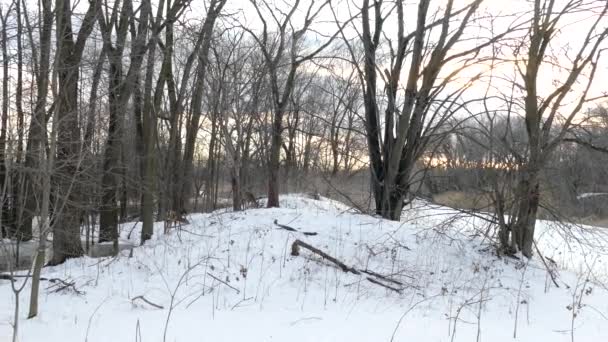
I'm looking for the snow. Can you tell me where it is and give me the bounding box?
[1,194,608,341]
[577,193,608,199]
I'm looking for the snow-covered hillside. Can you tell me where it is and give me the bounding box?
[1,195,607,341]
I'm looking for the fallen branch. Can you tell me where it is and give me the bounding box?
[361,269,404,286]
[207,272,240,294]
[290,240,414,294]
[274,220,318,236]
[533,240,560,288]
[127,222,140,240]
[291,239,359,275]
[132,295,164,309]
[46,278,84,295]
[0,274,74,284]
[366,277,403,294]
[274,220,297,232]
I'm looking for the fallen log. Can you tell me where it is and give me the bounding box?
[290,240,413,294]
[291,239,359,275]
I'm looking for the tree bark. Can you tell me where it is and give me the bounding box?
[28,69,56,318]
[180,0,226,214]
[19,0,53,244]
[15,0,23,163]
[140,0,166,243]
[97,0,151,250]
[98,53,123,245]
[0,9,11,240]
[511,167,540,257]
[50,0,98,265]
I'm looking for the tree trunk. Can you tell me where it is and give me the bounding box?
[28,78,56,319]
[97,0,151,248]
[120,155,128,222]
[11,0,26,240]
[231,167,242,211]
[139,2,163,243]
[141,3,168,222]
[266,108,283,208]
[140,96,156,243]
[98,55,122,247]
[15,0,23,163]
[510,166,540,258]
[0,11,10,239]
[180,0,225,214]
[19,0,53,244]
[331,139,339,175]
[50,0,98,265]
[205,117,217,211]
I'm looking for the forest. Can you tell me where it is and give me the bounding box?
[1,0,608,341]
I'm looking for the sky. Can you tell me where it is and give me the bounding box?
[6,0,608,123]
[214,0,608,116]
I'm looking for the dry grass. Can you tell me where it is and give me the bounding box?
[578,216,608,228]
[432,191,494,211]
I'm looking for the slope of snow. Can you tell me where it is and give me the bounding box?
[401,200,608,284]
[1,194,607,341]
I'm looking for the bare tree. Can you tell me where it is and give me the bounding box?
[179,0,227,214]
[50,0,99,265]
[504,0,608,257]
[17,0,53,247]
[209,31,268,211]
[96,0,152,249]
[333,0,515,219]
[244,0,339,207]
[0,4,11,240]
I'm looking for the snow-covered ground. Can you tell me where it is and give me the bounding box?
[1,195,607,341]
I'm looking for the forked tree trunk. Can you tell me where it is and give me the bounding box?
[51,0,98,265]
[354,0,485,221]
[97,0,151,250]
[181,0,226,214]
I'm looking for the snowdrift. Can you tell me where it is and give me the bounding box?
[1,194,607,341]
